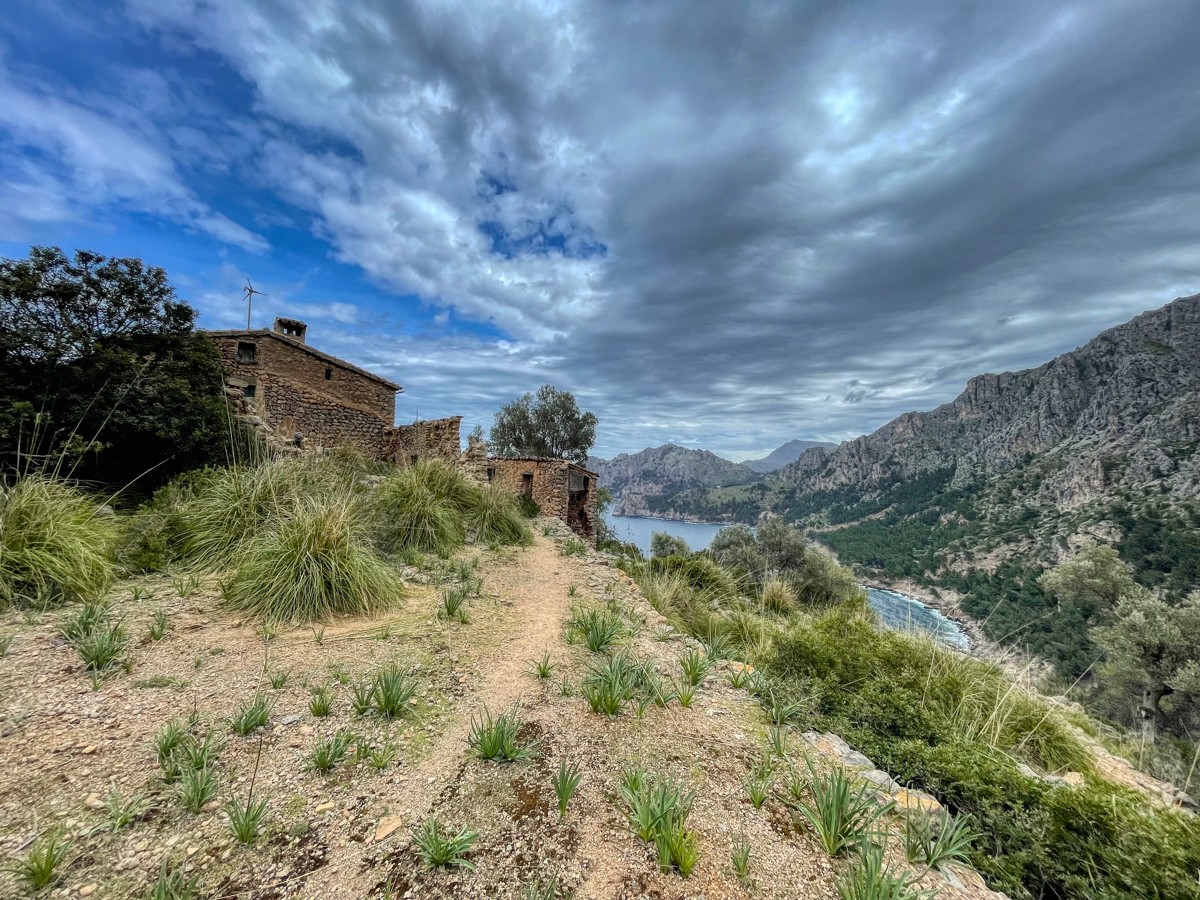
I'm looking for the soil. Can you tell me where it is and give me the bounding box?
[1,519,1006,899]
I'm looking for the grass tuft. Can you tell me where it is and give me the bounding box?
[15,831,69,892]
[229,695,271,735]
[790,759,893,857]
[225,795,270,845]
[552,759,583,818]
[467,706,536,762]
[413,818,478,869]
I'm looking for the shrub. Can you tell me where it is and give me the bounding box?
[372,467,465,558]
[463,484,531,546]
[0,476,116,607]
[222,494,402,623]
[762,577,797,613]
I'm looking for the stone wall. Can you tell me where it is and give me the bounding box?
[386,417,462,466]
[211,332,397,456]
[485,457,598,542]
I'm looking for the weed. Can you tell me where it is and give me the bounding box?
[568,607,622,653]
[567,582,579,597]
[762,686,807,726]
[226,795,270,845]
[746,757,773,810]
[731,834,751,879]
[74,620,128,671]
[350,676,375,716]
[149,862,198,900]
[130,586,150,602]
[556,677,573,697]
[725,667,750,689]
[0,632,12,657]
[837,844,937,900]
[367,741,400,771]
[561,538,587,557]
[147,608,170,641]
[328,662,350,685]
[230,695,272,736]
[181,730,224,771]
[468,706,535,763]
[529,652,556,680]
[413,818,479,869]
[177,765,218,813]
[313,625,326,645]
[170,574,201,599]
[155,719,188,776]
[372,665,418,719]
[581,654,637,715]
[523,874,567,900]
[104,789,153,830]
[15,830,69,892]
[679,648,711,686]
[701,631,733,660]
[309,685,334,718]
[542,524,555,536]
[790,761,894,857]
[673,677,696,708]
[440,585,471,623]
[783,766,809,802]
[619,769,698,877]
[308,730,356,774]
[269,670,289,690]
[903,809,978,872]
[552,759,583,818]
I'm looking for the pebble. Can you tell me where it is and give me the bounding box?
[315,801,335,814]
[80,884,97,896]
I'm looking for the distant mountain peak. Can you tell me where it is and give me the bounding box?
[744,439,837,473]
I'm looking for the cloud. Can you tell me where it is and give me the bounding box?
[10,1,1200,457]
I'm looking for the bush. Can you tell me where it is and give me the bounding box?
[651,532,690,558]
[222,494,402,623]
[517,493,540,519]
[462,485,531,546]
[0,476,116,607]
[761,577,797,613]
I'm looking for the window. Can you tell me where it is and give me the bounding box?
[410,454,419,465]
[236,341,257,364]
[324,367,332,380]
[243,384,256,399]
[521,473,534,497]
[486,467,496,482]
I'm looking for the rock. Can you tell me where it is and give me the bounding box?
[84,792,104,810]
[315,801,335,814]
[893,787,944,818]
[280,714,302,726]
[726,661,755,675]
[80,884,98,896]
[858,769,900,794]
[298,725,314,736]
[374,815,404,842]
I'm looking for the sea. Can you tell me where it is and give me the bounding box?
[603,512,969,649]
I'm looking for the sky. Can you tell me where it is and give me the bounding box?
[2,1,1199,461]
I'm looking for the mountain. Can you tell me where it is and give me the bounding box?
[587,444,758,519]
[743,439,837,473]
[778,293,1200,507]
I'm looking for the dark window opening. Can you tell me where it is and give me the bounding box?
[521,473,534,497]
[486,467,496,482]
[410,454,419,465]
[243,384,257,399]
[324,367,332,380]
[236,341,257,364]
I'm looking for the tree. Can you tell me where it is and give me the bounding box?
[1039,541,1135,624]
[488,385,597,464]
[0,246,230,493]
[650,531,690,558]
[1096,590,1200,743]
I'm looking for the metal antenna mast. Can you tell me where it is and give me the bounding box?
[243,279,266,329]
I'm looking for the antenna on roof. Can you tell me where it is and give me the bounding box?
[243,279,266,329]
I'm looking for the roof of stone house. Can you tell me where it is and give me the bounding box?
[206,329,403,392]
[487,456,598,477]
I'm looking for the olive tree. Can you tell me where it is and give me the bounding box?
[488,385,597,464]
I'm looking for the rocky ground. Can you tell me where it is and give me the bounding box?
[1,519,1009,899]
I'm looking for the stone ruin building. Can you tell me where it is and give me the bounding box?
[208,317,597,542]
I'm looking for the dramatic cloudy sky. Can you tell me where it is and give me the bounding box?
[3,1,1199,459]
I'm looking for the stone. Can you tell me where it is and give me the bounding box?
[893,787,944,818]
[80,884,98,896]
[280,714,302,726]
[374,815,404,842]
[315,801,335,814]
[857,769,900,794]
[84,792,104,810]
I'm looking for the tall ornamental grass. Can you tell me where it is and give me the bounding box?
[0,476,116,607]
[222,494,402,623]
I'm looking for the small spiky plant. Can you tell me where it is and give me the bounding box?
[413,818,479,869]
[552,759,583,818]
[467,706,536,763]
[230,695,271,736]
[14,830,69,892]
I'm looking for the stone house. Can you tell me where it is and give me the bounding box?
[484,456,599,542]
[208,318,401,456]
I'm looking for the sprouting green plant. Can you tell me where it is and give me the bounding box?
[372,665,418,719]
[762,686,807,726]
[767,725,789,760]
[309,685,334,718]
[350,676,375,716]
[731,834,751,879]
[528,652,556,680]
[182,729,224,771]
[0,632,14,657]
[673,677,696,709]
[581,653,637,715]
[148,862,198,900]
[68,612,128,672]
[14,830,69,891]
[725,666,749,688]
[619,769,698,877]
[176,765,218,813]
[226,795,270,845]
[468,706,535,763]
[440,584,471,623]
[377,624,394,640]
[561,537,587,557]
[328,661,350,685]
[552,759,583,818]
[542,524,555,536]
[784,765,809,802]
[269,670,289,690]
[556,676,573,697]
[412,819,479,869]
[147,608,170,641]
[104,788,153,831]
[130,586,150,603]
[230,695,271,736]
[746,773,772,809]
[567,582,579,597]
[155,719,188,777]
[523,874,566,900]
[367,740,400,771]
[701,631,732,661]
[661,824,701,877]
[837,843,938,900]
[903,809,979,873]
[307,730,356,774]
[312,625,326,645]
[679,648,711,687]
[790,760,894,857]
[653,625,676,642]
[171,573,201,598]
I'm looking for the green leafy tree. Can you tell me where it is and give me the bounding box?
[650,532,689,558]
[1095,590,1200,743]
[488,385,597,464]
[0,246,229,492]
[1039,542,1135,623]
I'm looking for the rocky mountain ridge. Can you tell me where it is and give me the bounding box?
[779,293,1200,509]
[587,444,759,518]
[744,439,837,473]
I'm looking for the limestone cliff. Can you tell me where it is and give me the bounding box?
[587,445,758,518]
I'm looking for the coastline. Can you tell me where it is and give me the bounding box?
[610,511,737,527]
[861,578,987,649]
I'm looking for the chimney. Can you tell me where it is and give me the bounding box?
[273,317,308,343]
